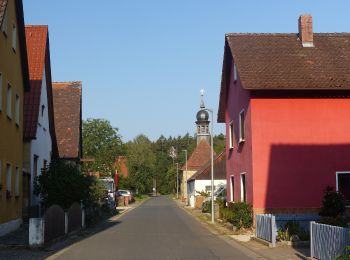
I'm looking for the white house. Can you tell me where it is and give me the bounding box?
[187,151,227,208]
[23,26,58,217]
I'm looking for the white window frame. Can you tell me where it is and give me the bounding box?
[240,172,246,203]
[239,109,245,143]
[233,63,237,82]
[336,171,350,207]
[230,175,235,202]
[15,166,19,196]
[1,7,8,35]
[228,121,234,149]
[6,83,12,119]
[12,23,16,51]
[15,94,19,125]
[6,162,12,192]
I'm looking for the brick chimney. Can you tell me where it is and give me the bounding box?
[298,15,314,47]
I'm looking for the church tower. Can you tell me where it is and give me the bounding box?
[195,90,210,145]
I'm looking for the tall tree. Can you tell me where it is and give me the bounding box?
[126,134,156,194]
[82,118,124,176]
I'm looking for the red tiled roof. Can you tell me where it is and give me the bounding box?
[0,0,7,27]
[24,26,48,139]
[218,33,350,122]
[52,82,82,159]
[188,150,226,181]
[181,139,214,171]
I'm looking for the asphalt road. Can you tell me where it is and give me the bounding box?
[51,196,256,260]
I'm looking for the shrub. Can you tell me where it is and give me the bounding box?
[202,201,211,213]
[319,186,346,217]
[277,221,309,241]
[228,202,253,229]
[318,216,348,228]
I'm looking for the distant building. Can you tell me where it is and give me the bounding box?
[23,25,58,218]
[115,156,128,178]
[0,0,30,236]
[187,151,226,208]
[218,15,350,216]
[52,82,82,164]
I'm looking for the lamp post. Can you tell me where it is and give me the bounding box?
[204,108,215,223]
[182,149,188,205]
[176,162,179,199]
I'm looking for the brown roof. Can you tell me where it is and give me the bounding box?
[188,150,226,181]
[52,82,82,159]
[0,0,7,27]
[182,139,214,171]
[218,33,350,122]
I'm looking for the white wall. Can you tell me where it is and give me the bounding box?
[30,68,52,206]
[194,179,226,196]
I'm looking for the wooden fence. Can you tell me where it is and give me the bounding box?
[255,214,277,247]
[310,221,350,260]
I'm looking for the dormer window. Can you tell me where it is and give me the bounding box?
[1,8,8,36]
[41,105,45,117]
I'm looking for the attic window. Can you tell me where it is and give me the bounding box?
[41,105,45,117]
[1,8,8,35]
[233,64,237,82]
[12,23,16,51]
[239,109,245,143]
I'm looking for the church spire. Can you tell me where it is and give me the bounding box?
[196,89,210,145]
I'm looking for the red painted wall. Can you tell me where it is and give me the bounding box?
[225,61,253,204]
[251,98,350,209]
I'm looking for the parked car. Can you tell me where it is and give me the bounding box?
[116,189,134,202]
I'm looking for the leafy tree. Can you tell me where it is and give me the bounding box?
[34,160,106,210]
[126,135,156,194]
[83,118,124,176]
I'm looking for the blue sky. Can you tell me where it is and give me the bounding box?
[23,1,350,141]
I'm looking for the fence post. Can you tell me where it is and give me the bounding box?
[29,218,44,247]
[81,202,85,228]
[271,215,276,248]
[310,221,314,258]
[65,212,68,235]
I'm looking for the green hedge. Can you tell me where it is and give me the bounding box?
[223,202,253,229]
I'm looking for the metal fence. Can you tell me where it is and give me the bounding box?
[256,214,277,247]
[310,221,350,260]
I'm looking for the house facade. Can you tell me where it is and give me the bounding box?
[187,151,226,208]
[23,25,58,218]
[52,81,82,164]
[0,0,30,236]
[218,15,350,215]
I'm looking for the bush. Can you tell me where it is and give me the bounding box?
[277,221,309,241]
[318,216,348,228]
[202,201,211,213]
[319,186,346,217]
[227,202,253,229]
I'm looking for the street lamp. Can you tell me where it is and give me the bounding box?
[182,149,188,205]
[176,162,179,199]
[203,108,215,223]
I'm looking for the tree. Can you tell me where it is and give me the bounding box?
[34,160,106,210]
[83,118,124,176]
[126,135,156,194]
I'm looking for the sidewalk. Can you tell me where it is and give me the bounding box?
[175,198,310,260]
[0,198,149,259]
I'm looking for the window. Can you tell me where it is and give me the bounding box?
[6,83,12,119]
[0,73,2,111]
[12,23,16,51]
[239,110,245,143]
[233,64,237,82]
[240,173,246,202]
[336,172,350,206]
[1,8,7,35]
[33,155,38,178]
[230,175,235,202]
[229,121,234,149]
[6,163,11,192]
[15,94,19,125]
[41,105,45,117]
[15,167,19,196]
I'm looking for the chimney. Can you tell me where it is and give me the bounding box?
[298,14,314,47]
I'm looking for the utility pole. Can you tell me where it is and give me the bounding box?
[176,162,179,199]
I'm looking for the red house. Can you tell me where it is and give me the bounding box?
[218,15,350,216]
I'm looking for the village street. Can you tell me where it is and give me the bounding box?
[48,196,255,260]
